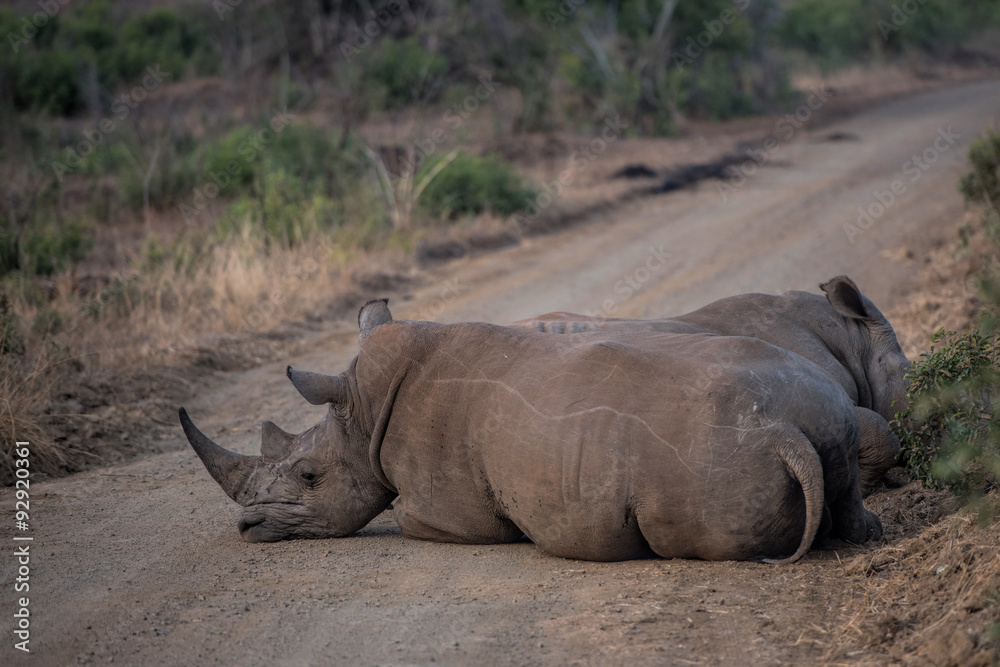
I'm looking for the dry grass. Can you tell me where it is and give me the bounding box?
[10,233,381,367]
[0,346,83,484]
[0,229,417,479]
[886,208,989,359]
[826,492,1000,666]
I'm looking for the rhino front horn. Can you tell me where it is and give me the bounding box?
[179,407,257,503]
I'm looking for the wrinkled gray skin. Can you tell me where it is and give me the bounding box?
[181,299,880,563]
[508,276,909,495]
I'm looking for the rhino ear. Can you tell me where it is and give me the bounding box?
[261,420,296,461]
[820,275,870,320]
[359,299,392,346]
[286,366,348,405]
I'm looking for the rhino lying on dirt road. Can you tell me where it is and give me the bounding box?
[508,276,908,496]
[180,299,880,563]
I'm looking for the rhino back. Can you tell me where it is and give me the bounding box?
[371,324,857,562]
[674,292,861,405]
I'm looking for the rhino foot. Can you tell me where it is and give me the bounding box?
[865,509,883,543]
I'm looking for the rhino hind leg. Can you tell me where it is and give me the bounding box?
[856,407,901,496]
[826,418,882,546]
[634,427,824,563]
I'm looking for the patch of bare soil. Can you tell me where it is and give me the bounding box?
[833,491,1000,666]
[886,208,991,358]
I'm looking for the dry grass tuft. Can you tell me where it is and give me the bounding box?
[0,230,415,480]
[886,208,989,359]
[827,490,1000,666]
[0,347,82,484]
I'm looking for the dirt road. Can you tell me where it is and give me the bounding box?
[4,79,1000,666]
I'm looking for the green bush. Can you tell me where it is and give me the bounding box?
[217,170,312,247]
[418,152,538,219]
[777,0,871,69]
[117,7,214,81]
[2,3,215,117]
[685,51,759,121]
[959,131,1000,210]
[0,294,24,358]
[202,127,257,192]
[32,308,64,337]
[22,219,93,276]
[202,123,367,201]
[114,137,201,212]
[778,0,987,67]
[893,126,1000,512]
[13,50,83,116]
[0,218,20,276]
[369,37,448,110]
[896,2,971,52]
[208,125,376,247]
[892,328,1000,514]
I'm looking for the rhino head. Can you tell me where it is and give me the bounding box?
[179,300,397,542]
[818,275,910,419]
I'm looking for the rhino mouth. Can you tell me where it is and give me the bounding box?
[237,503,315,542]
[238,513,283,543]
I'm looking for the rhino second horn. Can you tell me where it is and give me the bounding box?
[179,407,258,503]
[286,366,348,405]
[358,298,392,345]
[261,420,295,461]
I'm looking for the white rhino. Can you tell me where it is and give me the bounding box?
[508,276,909,495]
[180,299,880,563]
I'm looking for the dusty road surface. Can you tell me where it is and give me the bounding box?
[4,78,1000,666]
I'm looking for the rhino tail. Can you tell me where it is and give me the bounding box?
[761,430,825,565]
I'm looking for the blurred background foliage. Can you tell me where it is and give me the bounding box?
[2,0,1000,279]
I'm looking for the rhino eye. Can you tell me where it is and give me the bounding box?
[301,471,317,484]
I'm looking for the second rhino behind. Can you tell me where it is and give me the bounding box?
[509,276,909,495]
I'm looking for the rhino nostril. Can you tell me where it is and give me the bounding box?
[238,516,265,533]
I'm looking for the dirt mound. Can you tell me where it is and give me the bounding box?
[835,491,1000,665]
